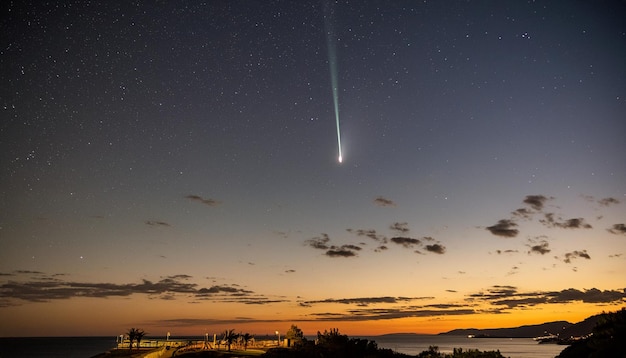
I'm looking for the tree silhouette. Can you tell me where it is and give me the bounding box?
[241,333,253,350]
[285,324,305,347]
[222,329,238,351]
[126,328,138,350]
[317,328,348,349]
[135,329,146,349]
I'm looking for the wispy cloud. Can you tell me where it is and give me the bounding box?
[304,234,330,250]
[185,194,221,206]
[145,220,171,227]
[540,213,592,229]
[563,250,591,263]
[303,296,424,306]
[373,196,395,207]
[390,237,421,248]
[527,239,551,255]
[608,223,626,235]
[598,197,620,207]
[468,286,624,309]
[523,195,551,211]
[390,222,409,233]
[486,219,519,238]
[326,248,358,258]
[346,228,386,242]
[0,274,275,307]
[425,244,446,254]
[375,245,388,252]
[512,208,534,220]
[308,307,477,321]
[495,249,519,255]
[304,234,361,258]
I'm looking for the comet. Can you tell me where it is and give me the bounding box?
[324,1,343,164]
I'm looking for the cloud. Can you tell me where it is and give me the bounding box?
[425,244,446,254]
[540,213,592,229]
[340,244,362,251]
[346,228,386,242]
[0,274,274,306]
[598,197,620,207]
[303,296,422,306]
[304,234,330,250]
[495,249,518,254]
[523,195,551,211]
[528,240,551,255]
[390,222,409,233]
[309,307,476,321]
[486,219,519,237]
[305,234,361,258]
[506,266,519,276]
[301,297,479,322]
[390,237,421,248]
[550,288,625,303]
[559,218,592,229]
[14,270,44,275]
[185,194,221,206]
[145,220,171,227]
[373,196,395,207]
[512,208,534,219]
[325,249,357,258]
[608,223,626,235]
[563,250,591,263]
[156,285,625,325]
[468,286,625,309]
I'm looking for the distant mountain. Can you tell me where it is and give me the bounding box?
[441,321,573,338]
[440,314,605,338]
[376,333,422,337]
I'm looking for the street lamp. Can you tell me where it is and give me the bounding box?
[275,330,280,346]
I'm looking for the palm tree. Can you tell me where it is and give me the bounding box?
[126,328,146,350]
[222,329,238,351]
[135,329,146,349]
[241,333,253,350]
[126,328,139,350]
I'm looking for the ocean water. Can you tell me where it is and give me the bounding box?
[366,335,566,358]
[0,336,118,358]
[0,335,566,358]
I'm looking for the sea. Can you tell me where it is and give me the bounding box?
[367,334,567,358]
[0,335,566,358]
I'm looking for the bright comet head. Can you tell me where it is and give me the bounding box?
[338,155,343,163]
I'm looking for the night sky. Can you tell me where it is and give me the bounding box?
[1,1,625,337]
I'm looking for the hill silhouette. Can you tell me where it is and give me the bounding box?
[556,308,626,358]
[441,313,607,338]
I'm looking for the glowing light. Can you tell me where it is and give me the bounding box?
[325,2,342,164]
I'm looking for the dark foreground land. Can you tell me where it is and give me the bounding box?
[95,308,626,358]
[172,330,506,358]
